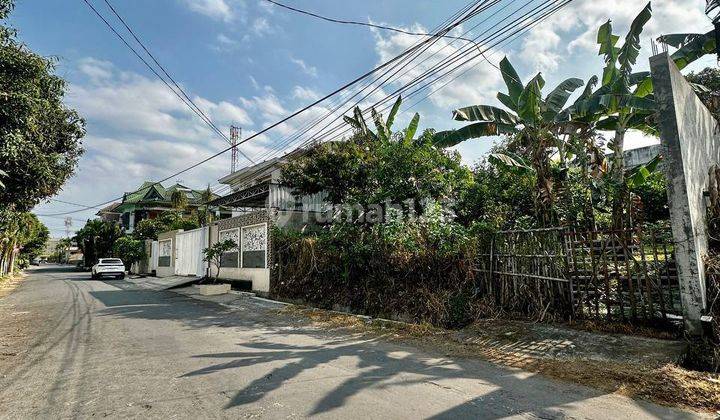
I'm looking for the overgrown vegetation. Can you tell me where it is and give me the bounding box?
[273,2,718,333]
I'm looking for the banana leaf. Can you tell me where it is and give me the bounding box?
[517,73,545,124]
[452,105,519,124]
[404,113,420,144]
[386,96,402,130]
[626,153,663,188]
[618,2,652,75]
[433,122,517,148]
[542,78,584,121]
[488,152,535,175]
[499,57,523,108]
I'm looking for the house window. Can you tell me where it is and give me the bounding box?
[158,239,172,267]
[241,223,267,268]
[218,228,239,268]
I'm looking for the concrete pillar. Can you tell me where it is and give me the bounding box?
[651,53,715,335]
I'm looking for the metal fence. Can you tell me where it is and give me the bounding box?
[475,225,681,325]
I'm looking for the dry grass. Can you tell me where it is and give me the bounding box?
[565,319,679,340]
[0,273,24,299]
[280,305,720,414]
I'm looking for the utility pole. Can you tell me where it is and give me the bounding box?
[230,125,241,173]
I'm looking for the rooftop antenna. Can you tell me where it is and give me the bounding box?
[230,125,241,173]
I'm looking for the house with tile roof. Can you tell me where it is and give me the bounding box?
[113,181,230,233]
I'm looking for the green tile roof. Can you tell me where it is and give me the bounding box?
[117,182,217,211]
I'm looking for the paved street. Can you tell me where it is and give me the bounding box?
[0,266,704,419]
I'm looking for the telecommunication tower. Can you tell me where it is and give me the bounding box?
[230,125,241,173]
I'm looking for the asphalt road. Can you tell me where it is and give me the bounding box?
[0,266,704,419]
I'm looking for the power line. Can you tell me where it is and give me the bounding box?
[275,0,563,155]
[245,0,498,166]
[263,0,485,45]
[38,1,484,217]
[81,0,255,164]
[214,0,569,193]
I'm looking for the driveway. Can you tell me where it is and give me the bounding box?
[0,265,703,419]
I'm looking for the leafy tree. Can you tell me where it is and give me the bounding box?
[0,211,47,273]
[18,221,49,262]
[74,219,122,267]
[456,147,536,229]
[282,128,472,218]
[202,239,236,283]
[686,67,720,120]
[631,171,669,223]
[0,0,85,212]
[170,190,188,211]
[195,185,215,226]
[132,211,199,240]
[432,56,584,225]
[112,236,146,270]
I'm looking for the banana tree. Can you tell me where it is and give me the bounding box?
[433,57,584,225]
[562,2,656,228]
[343,96,421,143]
[658,29,716,70]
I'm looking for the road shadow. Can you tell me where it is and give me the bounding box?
[180,339,695,419]
[87,285,695,419]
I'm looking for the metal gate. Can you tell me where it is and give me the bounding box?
[175,227,208,277]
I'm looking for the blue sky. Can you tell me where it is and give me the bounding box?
[14,0,714,236]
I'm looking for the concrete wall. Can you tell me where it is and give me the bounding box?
[156,230,181,278]
[210,210,273,293]
[651,53,715,334]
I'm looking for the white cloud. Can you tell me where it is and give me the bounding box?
[239,92,287,120]
[251,17,274,36]
[292,86,321,101]
[521,0,711,72]
[290,57,318,78]
[63,58,265,198]
[77,57,114,83]
[214,33,241,51]
[371,23,504,109]
[181,0,237,22]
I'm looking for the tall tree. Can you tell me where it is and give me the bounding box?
[0,0,85,212]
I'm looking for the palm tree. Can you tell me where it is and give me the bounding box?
[343,96,421,144]
[170,189,188,211]
[197,185,215,226]
[432,57,584,225]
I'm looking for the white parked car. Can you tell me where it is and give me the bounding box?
[91,258,126,280]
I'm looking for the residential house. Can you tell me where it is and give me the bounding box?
[96,202,121,223]
[113,181,231,233]
[203,155,325,293]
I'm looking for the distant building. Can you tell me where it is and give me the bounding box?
[96,202,121,223]
[212,156,325,214]
[607,144,663,169]
[111,181,231,233]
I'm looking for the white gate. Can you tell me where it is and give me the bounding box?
[174,227,208,277]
